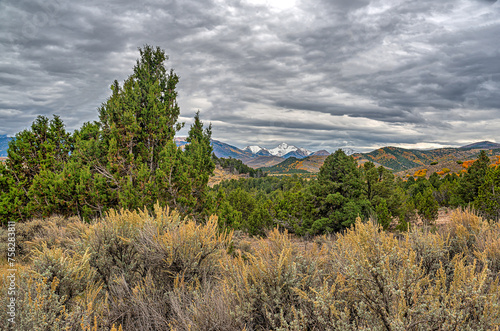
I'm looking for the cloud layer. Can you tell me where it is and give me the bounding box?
[1,0,499,152]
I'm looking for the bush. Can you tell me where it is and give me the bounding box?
[80,203,232,330]
[2,208,500,330]
[0,204,232,330]
[221,228,327,330]
[444,208,500,275]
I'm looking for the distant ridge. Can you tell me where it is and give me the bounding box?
[210,140,254,159]
[181,138,500,173]
[310,150,330,156]
[259,155,329,174]
[459,141,500,150]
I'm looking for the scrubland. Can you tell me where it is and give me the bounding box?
[1,207,500,330]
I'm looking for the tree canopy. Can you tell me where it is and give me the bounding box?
[1,45,214,223]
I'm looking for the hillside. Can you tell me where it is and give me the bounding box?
[208,165,249,187]
[396,155,500,179]
[211,139,255,159]
[259,142,500,175]
[259,155,328,174]
[242,155,284,168]
[460,141,500,150]
[352,144,500,172]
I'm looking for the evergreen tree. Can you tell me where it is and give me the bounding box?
[362,162,402,221]
[273,182,314,235]
[54,45,214,218]
[0,115,71,222]
[376,198,392,230]
[183,111,215,215]
[474,165,500,221]
[459,150,490,204]
[310,149,370,233]
[23,45,213,221]
[415,187,439,225]
[92,45,182,211]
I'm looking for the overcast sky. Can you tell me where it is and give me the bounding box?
[0,0,499,152]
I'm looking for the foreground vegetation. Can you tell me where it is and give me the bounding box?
[1,207,500,330]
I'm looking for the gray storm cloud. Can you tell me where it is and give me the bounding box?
[0,0,499,152]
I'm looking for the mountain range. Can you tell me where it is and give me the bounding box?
[262,141,500,174]
[202,139,334,168]
[2,133,499,175]
[243,143,313,158]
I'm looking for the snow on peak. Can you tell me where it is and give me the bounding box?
[244,142,314,157]
[340,148,356,156]
[244,145,264,154]
[268,143,312,157]
[298,147,313,155]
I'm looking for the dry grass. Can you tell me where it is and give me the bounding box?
[1,207,500,330]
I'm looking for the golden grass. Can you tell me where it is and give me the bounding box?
[1,207,500,330]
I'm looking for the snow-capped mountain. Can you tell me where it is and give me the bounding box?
[244,145,264,154]
[340,147,357,156]
[243,145,271,156]
[244,143,313,158]
[269,143,307,157]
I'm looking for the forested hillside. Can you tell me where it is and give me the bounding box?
[352,145,500,172]
[259,155,328,174]
[255,144,500,175]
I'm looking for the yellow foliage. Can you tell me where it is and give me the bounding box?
[414,168,428,177]
[462,159,476,168]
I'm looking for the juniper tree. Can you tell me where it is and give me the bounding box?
[28,46,214,220]
[310,149,370,233]
[474,165,500,221]
[183,111,215,215]
[73,45,213,217]
[0,115,71,222]
[459,150,490,204]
